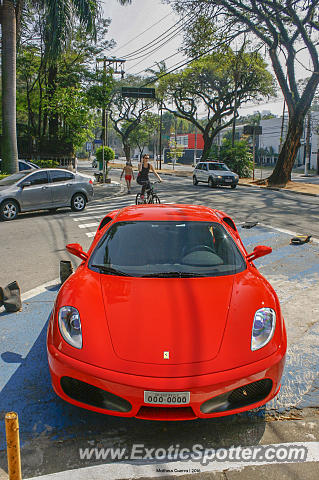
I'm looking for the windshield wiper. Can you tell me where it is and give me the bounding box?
[91,264,130,277]
[142,272,204,278]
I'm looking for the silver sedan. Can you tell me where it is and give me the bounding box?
[0,168,94,221]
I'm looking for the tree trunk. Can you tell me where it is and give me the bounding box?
[201,129,215,160]
[48,64,58,137]
[123,143,131,161]
[267,114,305,186]
[1,0,18,173]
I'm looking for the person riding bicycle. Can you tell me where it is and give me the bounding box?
[137,154,161,200]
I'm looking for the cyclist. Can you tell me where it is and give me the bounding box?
[137,154,162,200]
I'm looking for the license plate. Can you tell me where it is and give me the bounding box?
[144,391,190,405]
[224,178,232,182]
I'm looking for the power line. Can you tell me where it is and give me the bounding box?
[112,12,173,55]
[122,12,193,61]
[140,0,302,86]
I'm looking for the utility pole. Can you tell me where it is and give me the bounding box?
[305,111,311,176]
[96,56,125,182]
[159,102,163,170]
[193,115,198,166]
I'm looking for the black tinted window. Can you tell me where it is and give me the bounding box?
[25,171,49,185]
[208,163,229,171]
[202,164,208,171]
[50,170,74,183]
[89,221,246,278]
[196,163,202,170]
[19,161,32,171]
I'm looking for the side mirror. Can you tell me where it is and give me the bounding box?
[22,181,31,188]
[246,245,272,262]
[66,243,88,261]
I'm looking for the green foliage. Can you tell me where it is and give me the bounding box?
[167,141,184,161]
[43,87,94,150]
[0,174,9,180]
[35,159,60,168]
[209,138,253,177]
[95,146,115,163]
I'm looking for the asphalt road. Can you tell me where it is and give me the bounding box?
[1,169,319,479]
[0,167,318,293]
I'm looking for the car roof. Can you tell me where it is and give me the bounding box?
[113,204,221,223]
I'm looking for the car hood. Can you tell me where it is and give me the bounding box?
[211,171,235,177]
[100,275,234,365]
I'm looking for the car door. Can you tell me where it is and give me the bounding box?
[18,171,52,210]
[201,163,209,182]
[195,163,203,181]
[49,170,75,206]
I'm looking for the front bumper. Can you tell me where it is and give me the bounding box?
[214,177,238,186]
[47,342,286,421]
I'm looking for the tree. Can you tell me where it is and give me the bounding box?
[128,112,159,157]
[0,0,132,173]
[158,48,275,160]
[211,137,253,177]
[109,77,155,161]
[167,0,319,186]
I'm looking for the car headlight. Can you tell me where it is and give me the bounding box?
[58,306,82,349]
[217,175,222,179]
[251,308,276,351]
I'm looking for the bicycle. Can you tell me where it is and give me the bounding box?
[135,181,161,205]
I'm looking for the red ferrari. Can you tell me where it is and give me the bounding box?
[47,204,286,420]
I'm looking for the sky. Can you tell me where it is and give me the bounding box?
[101,0,286,117]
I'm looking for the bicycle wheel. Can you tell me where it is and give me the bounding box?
[135,193,145,205]
[152,194,161,204]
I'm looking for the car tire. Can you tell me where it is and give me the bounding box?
[0,200,19,221]
[71,193,86,212]
[208,177,216,188]
[193,176,198,185]
[231,184,237,189]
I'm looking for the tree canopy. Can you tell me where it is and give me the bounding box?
[166,0,319,185]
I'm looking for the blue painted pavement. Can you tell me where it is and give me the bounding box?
[0,225,319,450]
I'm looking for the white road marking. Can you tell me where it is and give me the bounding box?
[73,215,104,222]
[259,223,319,244]
[86,232,96,238]
[78,222,99,228]
[26,442,319,480]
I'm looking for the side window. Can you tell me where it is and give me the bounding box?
[25,171,49,185]
[196,163,202,170]
[50,170,74,183]
[202,163,208,171]
[19,162,31,171]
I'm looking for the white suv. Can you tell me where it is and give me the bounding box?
[193,160,239,189]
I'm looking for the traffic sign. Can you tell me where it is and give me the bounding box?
[121,87,156,99]
[243,125,262,135]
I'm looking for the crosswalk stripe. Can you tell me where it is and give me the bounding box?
[78,222,99,228]
[73,215,104,222]
[86,232,96,238]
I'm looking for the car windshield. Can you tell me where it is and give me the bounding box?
[208,163,230,171]
[0,172,28,185]
[89,221,246,277]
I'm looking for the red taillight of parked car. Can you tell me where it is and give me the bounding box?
[89,179,93,185]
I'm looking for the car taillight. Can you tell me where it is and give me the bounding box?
[89,179,93,184]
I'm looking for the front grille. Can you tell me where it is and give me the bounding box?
[136,406,196,420]
[200,379,273,414]
[60,377,132,413]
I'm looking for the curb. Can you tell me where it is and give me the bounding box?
[238,181,319,197]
